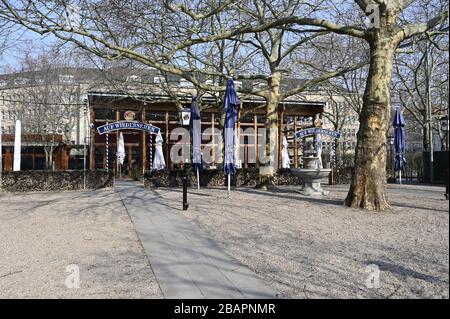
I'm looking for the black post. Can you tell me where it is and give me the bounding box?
[182,165,189,210]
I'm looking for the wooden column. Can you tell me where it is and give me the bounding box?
[165,112,170,168]
[4,148,12,172]
[278,109,284,169]
[116,110,120,177]
[89,106,95,170]
[294,117,298,168]
[211,113,215,167]
[58,146,69,170]
[237,105,242,167]
[254,115,259,167]
[141,109,146,174]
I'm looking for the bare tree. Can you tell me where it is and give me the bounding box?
[3,48,83,169]
[393,30,449,152]
[0,0,367,187]
[278,0,448,210]
[1,0,447,210]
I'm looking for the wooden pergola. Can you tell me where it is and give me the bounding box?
[87,92,325,176]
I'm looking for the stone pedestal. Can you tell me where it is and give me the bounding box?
[291,156,331,196]
[292,168,331,196]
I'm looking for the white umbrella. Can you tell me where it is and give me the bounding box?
[117,132,125,178]
[13,120,21,171]
[281,136,290,169]
[153,131,166,170]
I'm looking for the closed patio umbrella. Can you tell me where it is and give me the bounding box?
[117,132,125,177]
[223,79,239,197]
[282,136,290,169]
[13,120,21,171]
[153,131,166,170]
[189,97,202,189]
[393,107,406,184]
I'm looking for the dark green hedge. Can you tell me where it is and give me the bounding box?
[144,168,304,188]
[1,170,114,193]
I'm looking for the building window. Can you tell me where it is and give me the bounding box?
[252,82,265,90]
[179,78,194,88]
[35,76,45,84]
[59,74,74,83]
[15,77,29,85]
[127,75,141,83]
[205,79,218,86]
[153,76,165,84]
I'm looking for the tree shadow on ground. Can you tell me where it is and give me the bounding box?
[365,260,443,284]
[235,187,345,207]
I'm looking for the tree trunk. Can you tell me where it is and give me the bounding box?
[256,72,281,189]
[44,147,50,170]
[344,35,396,210]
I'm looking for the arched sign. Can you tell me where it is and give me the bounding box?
[97,121,160,135]
[295,128,341,139]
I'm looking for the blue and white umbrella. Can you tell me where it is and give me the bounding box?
[223,79,239,197]
[189,97,202,189]
[393,107,406,184]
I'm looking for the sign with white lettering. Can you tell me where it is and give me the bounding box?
[295,128,341,139]
[97,121,160,135]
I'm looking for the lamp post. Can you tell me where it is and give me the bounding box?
[182,161,189,211]
[425,41,434,184]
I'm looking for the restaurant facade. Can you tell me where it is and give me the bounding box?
[87,92,326,177]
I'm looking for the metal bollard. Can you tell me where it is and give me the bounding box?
[182,167,189,210]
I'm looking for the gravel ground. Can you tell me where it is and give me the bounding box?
[0,188,162,299]
[155,184,449,299]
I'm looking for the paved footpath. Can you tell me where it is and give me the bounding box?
[116,180,278,299]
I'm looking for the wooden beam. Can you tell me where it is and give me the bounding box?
[254,115,259,167]
[211,112,215,167]
[89,106,95,170]
[237,104,242,167]
[278,109,284,169]
[116,110,120,178]
[294,117,298,168]
[165,112,170,168]
[141,109,146,175]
